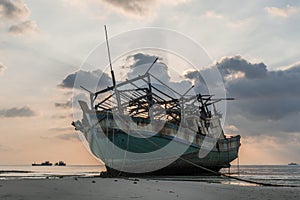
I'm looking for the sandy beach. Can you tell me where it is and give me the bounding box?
[0,177,299,200]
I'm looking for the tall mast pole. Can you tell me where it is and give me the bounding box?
[104,25,122,113]
[104,25,116,87]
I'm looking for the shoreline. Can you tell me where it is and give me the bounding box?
[1,177,299,200]
[1,173,299,187]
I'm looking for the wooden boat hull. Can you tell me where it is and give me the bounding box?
[84,126,240,176]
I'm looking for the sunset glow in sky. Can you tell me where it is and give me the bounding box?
[0,0,300,165]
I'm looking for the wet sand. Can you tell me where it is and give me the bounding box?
[0,177,299,200]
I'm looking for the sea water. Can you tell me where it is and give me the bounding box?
[0,165,105,180]
[146,165,300,187]
[1,165,299,187]
[220,165,300,186]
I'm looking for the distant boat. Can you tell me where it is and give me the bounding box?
[32,161,53,166]
[288,162,298,166]
[55,161,66,166]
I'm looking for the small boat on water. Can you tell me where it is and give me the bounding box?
[55,161,66,166]
[32,161,52,166]
[288,162,298,166]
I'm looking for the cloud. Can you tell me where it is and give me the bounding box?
[102,0,154,16]
[59,53,194,101]
[52,114,72,119]
[62,53,299,141]
[125,53,194,96]
[184,70,209,94]
[203,10,224,19]
[54,100,72,109]
[265,5,298,18]
[58,69,112,91]
[216,56,267,80]
[128,53,159,68]
[126,53,170,81]
[199,9,253,29]
[62,0,88,8]
[62,55,300,138]
[162,0,191,5]
[60,53,194,109]
[102,0,191,18]
[0,106,36,118]
[8,20,38,35]
[63,0,155,17]
[0,0,38,35]
[224,125,239,133]
[56,133,79,141]
[63,0,190,18]
[222,58,300,120]
[0,62,6,74]
[49,127,74,132]
[0,0,29,20]
[186,56,300,136]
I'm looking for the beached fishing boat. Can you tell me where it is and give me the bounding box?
[72,27,241,176]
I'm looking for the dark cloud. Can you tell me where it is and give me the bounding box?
[186,56,300,135]
[129,53,159,68]
[55,100,72,109]
[185,56,267,94]
[222,58,300,120]
[216,56,267,80]
[102,0,153,16]
[0,62,5,74]
[56,133,79,141]
[60,54,192,97]
[8,20,38,35]
[0,0,38,35]
[62,54,299,138]
[0,106,36,118]
[0,0,29,20]
[51,114,72,119]
[58,69,111,91]
[226,112,300,140]
[49,127,74,132]
[184,70,209,94]
[127,53,170,82]
[126,53,194,96]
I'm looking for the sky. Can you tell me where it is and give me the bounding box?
[0,0,299,165]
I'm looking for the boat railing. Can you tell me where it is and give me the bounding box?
[95,113,233,145]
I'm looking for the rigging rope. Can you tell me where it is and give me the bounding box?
[178,156,299,187]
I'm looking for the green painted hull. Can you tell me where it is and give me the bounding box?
[89,128,240,176]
